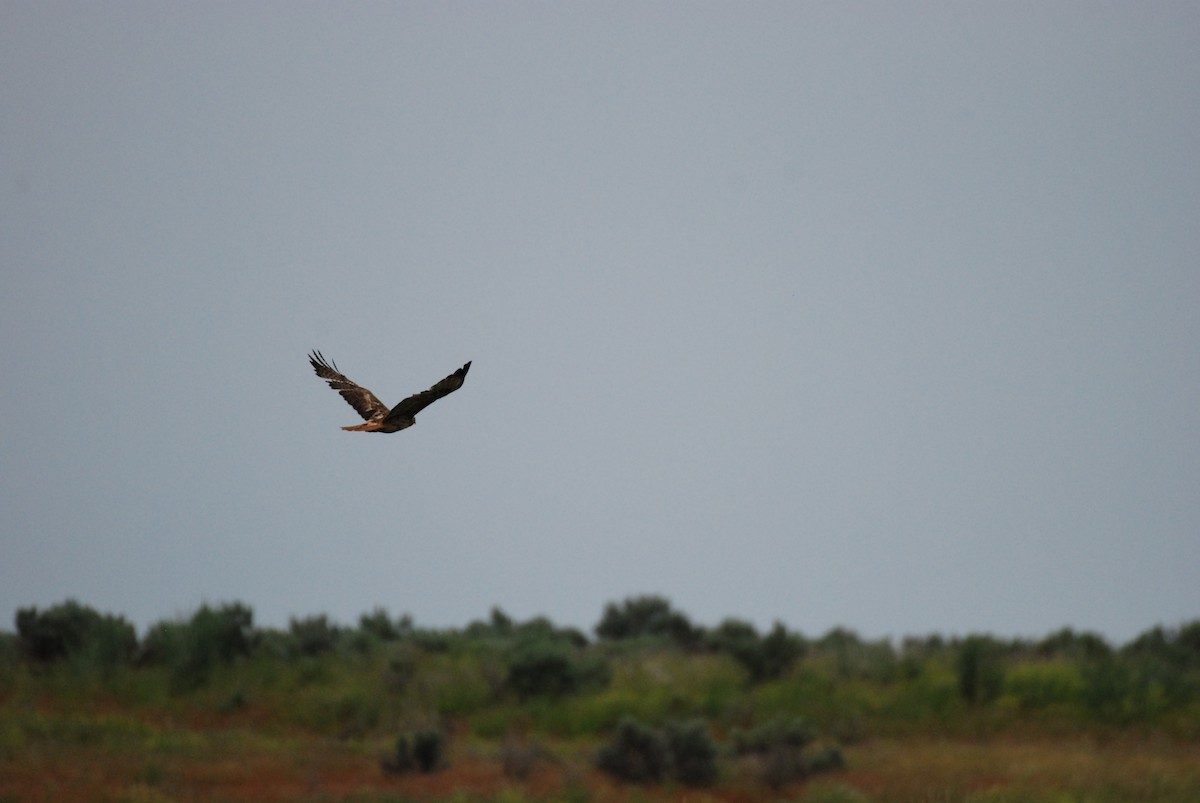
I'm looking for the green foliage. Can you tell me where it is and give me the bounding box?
[505,638,576,699]
[595,716,719,786]
[957,635,1005,705]
[811,628,898,682]
[595,716,669,783]
[15,599,137,671]
[140,602,253,691]
[663,718,719,786]
[288,614,340,657]
[359,607,401,642]
[1036,627,1113,662]
[707,619,804,683]
[4,596,1200,751]
[505,636,610,700]
[1003,660,1085,711]
[595,595,703,649]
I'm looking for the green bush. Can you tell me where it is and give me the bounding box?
[595,596,703,649]
[358,607,400,642]
[141,602,254,691]
[596,716,669,782]
[1004,660,1085,710]
[707,619,804,683]
[289,615,339,657]
[15,600,137,672]
[732,716,817,754]
[506,638,578,699]
[664,718,719,786]
[957,636,1005,705]
[505,636,610,700]
[595,717,718,786]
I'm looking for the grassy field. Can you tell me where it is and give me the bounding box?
[3,600,1198,802]
[3,708,1198,803]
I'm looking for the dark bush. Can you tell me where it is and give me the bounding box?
[733,717,833,790]
[664,718,719,786]
[289,614,339,657]
[596,716,669,783]
[957,635,1005,705]
[15,600,137,670]
[359,608,399,641]
[760,622,806,679]
[708,619,805,683]
[708,619,761,671]
[1036,627,1113,662]
[141,602,254,691]
[381,729,445,774]
[507,637,576,698]
[191,603,253,662]
[596,717,718,786]
[595,596,703,649]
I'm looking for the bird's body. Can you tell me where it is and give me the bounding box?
[308,351,471,433]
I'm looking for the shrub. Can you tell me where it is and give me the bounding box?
[760,622,806,679]
[358,608,400,642]
[507,638,578,699]
[1036,627,1112,662]
[732,716,816,754]
[141,602,254,691]
[957,635,1004,705]
[1004,660,1085,710]
[596,717,718,786]
[15,600,137,671]
[733,717,837,789]
[596,716,669,782]
[595,596,703,649]
[381,729,445,774]
[708,619,805,683]
[505,636,610,699]
[664,718,719,786]
[289,615,339,657]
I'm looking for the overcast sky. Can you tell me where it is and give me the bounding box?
[3,3,1197,646]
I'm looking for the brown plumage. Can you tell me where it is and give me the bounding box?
[308,351,471,433]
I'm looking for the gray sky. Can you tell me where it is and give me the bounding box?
[3,3,1198,645]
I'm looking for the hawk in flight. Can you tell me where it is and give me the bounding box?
[308,351,471,433]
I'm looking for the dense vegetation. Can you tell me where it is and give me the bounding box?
[3,596,1199,802]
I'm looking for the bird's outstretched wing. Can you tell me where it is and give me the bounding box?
[384,361,472,425]
[308,350,391,422]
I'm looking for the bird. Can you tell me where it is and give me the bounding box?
[308,350,471,433]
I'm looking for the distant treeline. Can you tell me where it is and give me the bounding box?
[5,595,1200,737]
